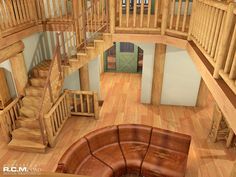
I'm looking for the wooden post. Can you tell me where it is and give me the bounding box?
[161,0,170,35]
[213,3,235,78]
[0,111,11,142]
[109,0,115,33]
[196,79,209,107]
[79,64,90,91]
[151,44,166,106]
[10,52,28,96]
[93,92,99,119]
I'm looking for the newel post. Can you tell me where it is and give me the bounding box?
[109,0,115,33]
[161,0,170,35]
[187,0,197,41]
[213,3,235,78]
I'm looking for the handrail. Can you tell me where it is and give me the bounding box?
[36,31,65,145]
[0,96,23,142]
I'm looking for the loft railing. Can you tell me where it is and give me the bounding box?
[188,0,236,95]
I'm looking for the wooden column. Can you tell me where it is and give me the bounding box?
[79,64,90,91]
[151,44,166,106]
[196,79,209,107]
[109,0,115,33]
[10,52,28,96]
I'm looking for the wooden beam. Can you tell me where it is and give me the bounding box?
[0,25,43,50]
[10,53,28,96]
[0,41,24,63]
[152,44,166,106]
[79,64,90,91]
[112,34,188,49]
[196,79,209,107]
[187,41,236,134]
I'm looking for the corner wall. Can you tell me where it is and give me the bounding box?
[161,46,201,106]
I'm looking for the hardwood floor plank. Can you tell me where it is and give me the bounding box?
[0,73,235,177]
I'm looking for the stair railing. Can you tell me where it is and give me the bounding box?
[73,0,109,50]
[0,96,23,142]
[65,89,100,120]
[44,92,71,147]
[36,32,64,145]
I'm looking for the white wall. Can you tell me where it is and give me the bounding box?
[88,56,101,99]
[0,60,17,98]
[63,70,81,90]
[161,46,201,106]
[22,32,48,72]
[134,43,155,104]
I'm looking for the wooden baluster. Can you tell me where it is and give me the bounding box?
[94,2,97,31]
[147,0,151,28]
[133,0,137,27]
[119,0,123,27]
[140,0,144,27]
[80,94,84,113]
[87,95,90,113]
[207,8,219,54]
[12,0,20,24]
[161,0,170,35]
[58,0,63,19]
[6,0,16,26]
[93,92,99,119]
[64,0,68,18]
[202,6,212,49]
[90,7,93,33]
[0,1,9,28]
[109,0,115,33]
[47,0,51,18]
[175,0,182,31]
[229,52,236,79]
[214,12,226,63]
[126,0,130,27]
[199,4,208,45]
[169,0,175,30]
[224,25,236,73]
[52,0,57,18]
[101,0,104,26]
[19,0,27,22]
[204,7,215,50]
[0,3,6,30]
[210,10,224,58]
[182,0,189,32]
[97,0,100,28]
[154,0,159,28]
[214,3,235,78]
[23,0,30,21]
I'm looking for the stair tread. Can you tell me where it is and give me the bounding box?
[18,116,38,120]
[13,128,41,136]
[9,139,46,149]
[23,96,42,101]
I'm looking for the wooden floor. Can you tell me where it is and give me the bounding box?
[0,73,235,177]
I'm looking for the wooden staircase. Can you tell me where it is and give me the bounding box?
[8,60,62,153]
[64,33,113,76]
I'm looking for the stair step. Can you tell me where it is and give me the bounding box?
[22,96,42,108]
[8,139,46,153]
[25,86,44,97]
[20,106,39,118]
[30,77,47,87]
[12,128,42,143]
[16,117,40,129]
